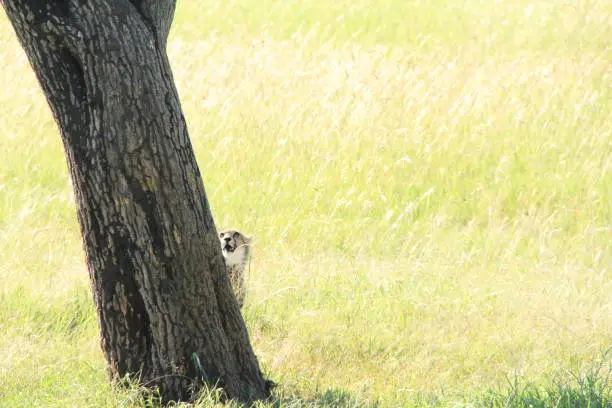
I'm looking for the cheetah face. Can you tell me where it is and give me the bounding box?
[219,229,252,266]
[219,230,241,253]
[219,229,252,259]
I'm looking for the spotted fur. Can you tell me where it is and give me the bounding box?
[219,229,252,308]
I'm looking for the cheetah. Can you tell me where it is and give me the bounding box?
[219,229,252,308]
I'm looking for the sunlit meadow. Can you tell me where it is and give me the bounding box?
[0,0,610,407]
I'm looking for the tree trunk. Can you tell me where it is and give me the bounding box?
[2,0,270,403]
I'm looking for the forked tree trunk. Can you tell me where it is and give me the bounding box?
[2,0,270,403]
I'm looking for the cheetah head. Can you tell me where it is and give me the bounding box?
[219,229,252,264]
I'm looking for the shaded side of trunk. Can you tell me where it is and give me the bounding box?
[2,0,269,403]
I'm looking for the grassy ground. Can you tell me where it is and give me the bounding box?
[1,0,611,406]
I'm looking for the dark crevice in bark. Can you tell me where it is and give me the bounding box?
[55,47,89,145]
[108,229,154,377]
[126,0,175,48]
[126,0,160,44]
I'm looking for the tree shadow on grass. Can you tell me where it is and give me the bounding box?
[118,349,612,408]
[123,382,381,408]
[269,387,380,408]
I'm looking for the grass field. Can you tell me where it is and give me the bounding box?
[1,0,611,407]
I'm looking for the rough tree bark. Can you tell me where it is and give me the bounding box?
[2,0,270,403]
